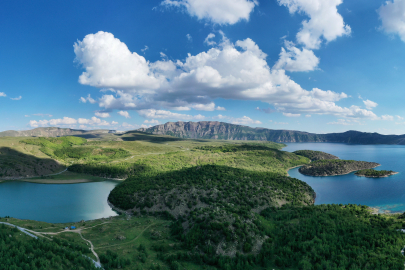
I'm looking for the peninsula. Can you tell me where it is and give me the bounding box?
[355,169,398,178]
[299,160,380,176]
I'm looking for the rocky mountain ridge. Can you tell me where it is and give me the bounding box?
[138,121,405,144]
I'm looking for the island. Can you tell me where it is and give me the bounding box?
[355,169,398,178]
[294,150,339,161]
[299,159,380,176]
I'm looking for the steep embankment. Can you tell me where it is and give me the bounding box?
[299,160,380,176]
[138,121,405,144]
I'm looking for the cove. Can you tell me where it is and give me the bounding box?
[0,180,119,223]
[284,143,405,213]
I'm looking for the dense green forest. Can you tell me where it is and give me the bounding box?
[157,204,405,270]
[355,169,396,177]
[0,223,97,270]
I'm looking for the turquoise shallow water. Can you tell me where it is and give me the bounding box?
[284,143,405,213]
[0,180,119,223]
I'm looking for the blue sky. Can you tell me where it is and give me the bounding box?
[1,0,405,134]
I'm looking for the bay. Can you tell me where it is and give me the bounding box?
[0,180,119,223]
[284,143,405,213]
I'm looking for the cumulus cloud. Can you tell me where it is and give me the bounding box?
[95,112,110,118]
[160,0,257,25]
[362,99,378,110]
[274,41,320,71]
[75,32,381,121]
[118,110,131,118]
[10,96,22,101]
[190,102,225,111]
[144,119,160,124]
[74,32,163,91]
[204,33,217,46]
[396,115,404,120]
[28,116,117,128]
[0,92,6,97]
[378,0,405,42]
[381,115,394,121]
[278,0,351,49]
[138,109,206,120]
[283,112,301,117]
[79,94,96,104]
[231,116,261,125]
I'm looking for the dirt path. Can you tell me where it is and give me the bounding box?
[95,222,155,250]
[79,231,100,264]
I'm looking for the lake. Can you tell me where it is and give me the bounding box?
[0,180,119,223]
[284,143,405,213]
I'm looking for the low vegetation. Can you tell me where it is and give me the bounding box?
[293,150,339,161]
[355,169,397,177]
[299,159,380,176]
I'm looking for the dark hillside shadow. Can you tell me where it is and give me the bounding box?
[119,131,186,143]
[0,147,63,179]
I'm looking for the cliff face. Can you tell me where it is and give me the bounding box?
[138,121,328,142]
[138,121,405,144]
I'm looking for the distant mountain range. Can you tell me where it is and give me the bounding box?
[2,122,405,145]
[138,121,405,145]
[0,127,112,137]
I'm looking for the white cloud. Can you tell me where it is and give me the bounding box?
[144,119,160,124]
[141,45,149,53]
[29,116,117,128]
[278,0,351,49]
[305,114,311,117]
[363,99,378,110]
[75,32,381,120]
[186,34,192,42]
[190,102,225,111]
[138,109,206,120]
[25,115,30,117]
[231,116,261,125]
[327,118,365,125]
[78,117,111,126]
[0,92,6,97]
[378,0,405,42]
[95,112,110,118]
[381,115,394,121]
[396,115,404,120]
[112,121,118,125]
[274,41,319,72]
[10,96,22,101]
[118,110,131,118]
[160,0,257,25]
[204,33,217,46]
[29,117,78,127]
[74,31,163,91]
[283,112,301,117]
[79,94,96,104]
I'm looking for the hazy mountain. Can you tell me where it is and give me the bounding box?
[0,127,111,138]
[138,121,405,144]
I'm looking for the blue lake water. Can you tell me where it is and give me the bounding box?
[284,143,405,213]
[0,180,119,223]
